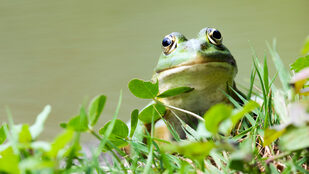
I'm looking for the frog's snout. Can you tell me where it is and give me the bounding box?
[184,39,203,51]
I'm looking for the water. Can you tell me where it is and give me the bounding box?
[0,0,308,140]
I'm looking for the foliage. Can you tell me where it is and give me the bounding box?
[0,38,309,173]
[290,55,309,72]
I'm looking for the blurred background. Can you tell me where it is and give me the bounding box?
[0,0,308,140]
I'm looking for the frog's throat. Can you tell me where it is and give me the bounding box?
[155,62,237,122]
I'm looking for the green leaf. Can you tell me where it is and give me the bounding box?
[30,105,51,139]
[301,35,309,55]
[290,55,309,72]
[68,107,89,132]
[18,124,32,144]
[99,119,129,138]
[0,124,6,144]
[128,78,159,99]
[138,103,166,124]
[88,94,106,126]
[157,87,194,98]
[228,151,246,171]
[59,122,67,128]
[47,129,74,158]
[279,126,309,151]
[264,128,286,146]
[162,141,215,160]
[99,119,129,148]
[204,104,233,134]
[129,109,139,138]
[0,147,20,174]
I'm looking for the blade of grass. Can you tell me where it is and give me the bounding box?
[143,108,155,174]
[94,91,128,174]
[96,91,122,155]
[247,67,257,99]
[171,110,199,141]
[232,126,254,141]
[253,58,267,105]
[263,55,269,93]
[267,40,290,92]
[269,72,278,89]
[143,145,154,174]
[5,107,19,154]
[253,58,271,128]
[153,101,181,141]
[223,91,256,126]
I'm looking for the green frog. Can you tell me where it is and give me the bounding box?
[152,27,242,139]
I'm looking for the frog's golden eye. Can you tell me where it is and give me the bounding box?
[162,34,177,55]
[206,28,223,46]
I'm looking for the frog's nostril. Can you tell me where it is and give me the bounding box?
[200,43,208,50]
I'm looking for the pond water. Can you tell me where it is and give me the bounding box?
[0,0,308,140]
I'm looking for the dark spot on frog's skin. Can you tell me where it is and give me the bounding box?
[229,58,236,66]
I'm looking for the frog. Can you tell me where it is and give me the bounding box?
[151,27,243,139]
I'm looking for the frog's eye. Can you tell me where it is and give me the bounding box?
[162,34,177,55]
[206,28,223,46]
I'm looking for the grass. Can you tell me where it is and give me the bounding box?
[0,39,309,173]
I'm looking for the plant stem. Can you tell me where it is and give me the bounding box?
[155,99,204,122]
[89,128,128,173]
[265,152,291,164]
[109,149,128,174]
[89,128,102,140]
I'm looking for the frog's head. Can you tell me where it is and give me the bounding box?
[155,28,237,74]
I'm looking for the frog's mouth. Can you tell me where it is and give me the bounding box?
[155,61,238,89]
[156,55,236,73]
[180,56,236,67]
